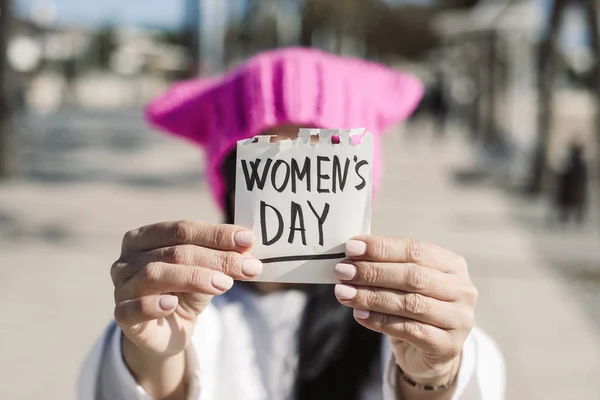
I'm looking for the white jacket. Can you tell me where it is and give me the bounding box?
[78,286,505,400]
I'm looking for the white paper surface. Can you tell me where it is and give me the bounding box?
[234,128,373,283]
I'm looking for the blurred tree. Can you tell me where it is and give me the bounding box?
[300,0,478,60]
[0,0,13,177]
[154,30,187,47]
[85,25,117,70]
[364,5,439,59]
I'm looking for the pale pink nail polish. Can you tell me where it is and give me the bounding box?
[212,273,234,290]
[335,284,357,300]
[334,263,357,280]
[242,258,263,276]
[354,309,370,320]
[345,240,366,257]
[234,231,254,247]
[159,296,178,311]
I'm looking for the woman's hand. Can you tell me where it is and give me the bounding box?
[333,236,477,391]
[111,221,262,373]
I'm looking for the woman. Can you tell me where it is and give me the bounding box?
[78,48,505,400]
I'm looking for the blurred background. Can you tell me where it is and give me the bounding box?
[1,0,600,399]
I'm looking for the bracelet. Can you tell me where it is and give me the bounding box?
[397,365,458,391]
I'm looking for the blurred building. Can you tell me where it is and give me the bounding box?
[433,0,599,190]
[184,0,246,74]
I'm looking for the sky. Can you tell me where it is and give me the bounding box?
[15,0,184,28]
[15,0,441,29]
[14,0,562,33]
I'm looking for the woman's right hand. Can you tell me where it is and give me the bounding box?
[111,220,262,359]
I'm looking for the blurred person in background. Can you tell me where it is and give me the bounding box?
[61,57,79,108]
[554,141,589,225]
[78,48,505,400]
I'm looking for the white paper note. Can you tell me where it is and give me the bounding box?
[234,128,373,283]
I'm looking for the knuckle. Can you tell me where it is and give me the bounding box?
[463,283,479,305]
[210,225,230,248]
[359,262,382,285]
[370,238,389,260]
[187,267,207,289]
[122,229,137,247]
[402,293,430,315]
[113,305,123,322]
[113,288,121,303]
[406,238,423,263]
[140,262,162,285]
[361,289,380,309]
[137,298,153,316]
[162,246,178,263]
[163,246,192,265]
[372,312,390,331]
[405,265,430,291]
[218,252,238,275]
[456,255,468,270]
[460,308,476,331]
[110,259,125,284]
[114,302,130,322]
[403,321,425,340]
[445,334,462,359]
[173,221,194,243]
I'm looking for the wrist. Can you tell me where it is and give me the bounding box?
[399,355,461,389]
[121,334,188,400]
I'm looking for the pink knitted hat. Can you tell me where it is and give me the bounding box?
[145,47,424,210]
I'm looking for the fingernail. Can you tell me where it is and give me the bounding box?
[159,295,178,311]
[242,258,263,276]
[345,240,366,257]
[234,231,254,247]
[334,263,357,280]
[212,273,234,290]
[335,284,357,300]
[354,309,370,320]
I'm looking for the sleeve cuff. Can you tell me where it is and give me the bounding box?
[382,332,477,400]
[104,328,201,400]
[103,327,151,400]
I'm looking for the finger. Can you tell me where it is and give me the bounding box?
[352,310,460,360]
[141,246,263,279]
[112,247,263,286]
[114,295,178,329]
[334,261,461,301]
[122,221,255,253]
[335,285,469,330]
[345,236,466,273]
[116,263,234,302]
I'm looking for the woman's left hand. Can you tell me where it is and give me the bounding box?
[333,236,478,388]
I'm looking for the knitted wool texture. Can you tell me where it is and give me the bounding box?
[145,47,424,209]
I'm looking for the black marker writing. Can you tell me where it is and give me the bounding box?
[317,156,330,193]
[307,201,330,246]
[288,201,307,245]
[354,160,369,191]
[291,157,311,193]
[332,155,350,193]
[271,159,291,193]
[242,159,272,191]
[260,201,283,245]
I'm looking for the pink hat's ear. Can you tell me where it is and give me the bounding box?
[376,70,424,134]
[145,77,221,146]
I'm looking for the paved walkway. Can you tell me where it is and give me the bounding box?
[1,110,599,399]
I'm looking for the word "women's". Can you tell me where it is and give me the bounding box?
[241,155,370,194]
